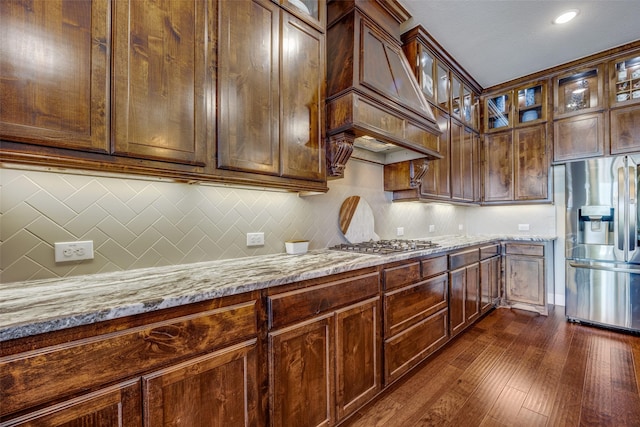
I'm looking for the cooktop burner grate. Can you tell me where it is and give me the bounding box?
[329,239,439,255]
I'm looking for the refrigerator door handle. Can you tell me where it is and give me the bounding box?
[568,261,640,274]
[629,165,637,253]
[617,166,626,252]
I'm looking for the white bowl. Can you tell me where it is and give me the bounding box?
[285,240,309,255]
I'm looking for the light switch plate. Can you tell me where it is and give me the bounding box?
[396,227,404,236]
[429,225,435,232]
[518,224,530,231]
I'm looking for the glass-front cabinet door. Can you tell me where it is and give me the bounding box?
[485,92,511,131]
[514,82,546,126]
[451,74,462,119]
[419,48,436,101]
[436,63,450,111]
[610,54,640,106]
[553,65,604,118]
[281,0,325,29]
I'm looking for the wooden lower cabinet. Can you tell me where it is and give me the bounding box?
[0,380,141,427]
[0,294,260,426]
[267,270,381,427]
[480,255,501,314]
[449,248,481,337]
[143,339,259,426]
[504,242,548,315]
[382,257,449,384]
[269,315,333,427]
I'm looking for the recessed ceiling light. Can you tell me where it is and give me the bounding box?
[553,9,579,24]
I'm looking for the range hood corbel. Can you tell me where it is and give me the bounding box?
[325,0,442,179]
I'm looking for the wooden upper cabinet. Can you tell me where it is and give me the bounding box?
[112,0,210,166]
[217,0,280,175]
[451,120,476,203]
[609,53,640,108]
[611,105,640,154]
[515,125,548,200]
[421,110,451,199]
[0,0,110,152]
[609,53,640,155]
[554,112,605,162]
[217,0,325,182]
[553,64,604,119]
[279,0,326,31]
[483,131,514,202]
[280,13,326,181]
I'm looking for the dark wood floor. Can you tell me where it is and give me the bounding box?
[345,306,640,427]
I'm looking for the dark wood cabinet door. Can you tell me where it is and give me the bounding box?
[4,380,141,427]
[143,340,259,427]
[449,118,465,200]
[269,316,334,427]
[112,0,209,166]
[462,128,477,202]
[217,0,280,175]
[610,105,640,154]
[480,256,500,314]
[465,264,480,323]
[553,112,605,162]
[421,110,451,198]
[483,131,514,202]
[280,13,325,181]
[448,267,466,337]
[0,0,109,152]
[335,298,381,421]
[515,125,548,201]
[505,255,545,306]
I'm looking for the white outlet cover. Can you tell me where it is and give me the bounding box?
[396,227,404,236]
[429,225,435,232]
[54,241,94,262]
[518,224,530,231]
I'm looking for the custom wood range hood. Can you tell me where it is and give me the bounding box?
[325,0,442,178]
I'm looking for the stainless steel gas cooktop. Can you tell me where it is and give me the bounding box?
[329,239,439,255]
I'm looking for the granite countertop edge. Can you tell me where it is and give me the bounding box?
[0,234,556,342]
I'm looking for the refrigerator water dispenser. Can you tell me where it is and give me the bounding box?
[578,205,614,244]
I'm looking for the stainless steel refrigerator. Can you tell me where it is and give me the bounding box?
[565,155,640,333]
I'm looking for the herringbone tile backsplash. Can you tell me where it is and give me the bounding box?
[1,160,469,283]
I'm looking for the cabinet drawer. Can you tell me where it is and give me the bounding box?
[449,248,480,269]
[0,300,258,417]
[383,262,421,291]
[384,308,448,384]
[268,272,380,329]
[384,274,448,337]
[480,244,500,260]
[505,243,544,256]
[421,256,448,279]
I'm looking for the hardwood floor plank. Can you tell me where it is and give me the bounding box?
[579,332,613,425]
[486,385,527,425]
[514,407,548,427]
[521,309,575,416]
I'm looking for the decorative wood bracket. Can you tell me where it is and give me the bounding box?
[327,132,354,178]
[410,158,429,188]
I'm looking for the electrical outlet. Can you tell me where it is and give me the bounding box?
[246,232,265,246]
[396,227,404,237]
[458,224,464,231]
[518,224,530,231]
[54,241,94,262]
[429,225,435,233]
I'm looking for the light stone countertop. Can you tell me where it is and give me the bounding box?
[0,234,555,342]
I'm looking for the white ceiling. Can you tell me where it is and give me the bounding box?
[399,0,640,89]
